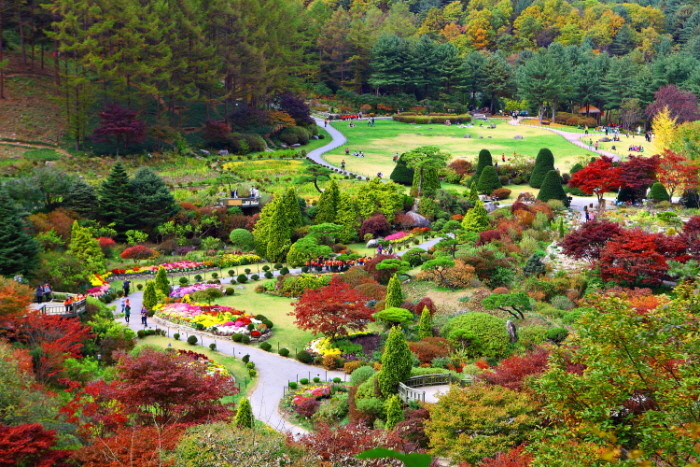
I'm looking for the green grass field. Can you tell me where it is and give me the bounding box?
[323,118,595,177]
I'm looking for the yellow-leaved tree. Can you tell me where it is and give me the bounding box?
[652,106,677,151]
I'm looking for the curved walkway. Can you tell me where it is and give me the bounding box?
[309,117,368,180]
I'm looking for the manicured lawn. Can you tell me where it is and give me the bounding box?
[135,335,254,399]
[323,118,592,177]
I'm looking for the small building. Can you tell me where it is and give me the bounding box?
[576,104,603,124]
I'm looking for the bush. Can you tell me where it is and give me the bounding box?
[518,325,548,349]
[650,182,670,202]
[229,228,255,251]
[350,366,376,386]
[187,335,198,345]
[224,287,235,296]
[322,354,342,370]
[288,381,298,389]
[242,354,250,363]
[390,155,415,185]
[313,377,321,383]
[237,274,248,283]
[356,397,385,418]
[529,148,555,188]
[260,342,272,351]
[173,333,180,341]
[264,271,274,279]
[313,394,349,424]
[279,126,310,145]
[299,378,309,385]
[491,188,511,200]
[279,347,290,357]
[248,368,257,378]
[294,398,320,418]
[442,312,510,359]
[232,333,243,342]
[332,377,342,383]
[296,350,314,364]
[280,267,289,275]
[550,295,575,310]
[241,335,251,344]
[251,274,259,281]
[343,360,364,374]
[477,166,502,194]
[393,113,472,124]
[545,327,569,344]
[537,170,567,203]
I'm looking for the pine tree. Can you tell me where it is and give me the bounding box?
[529,148,555,188]
[537,170,567,203]
[468,182,479,203]
[315,180,340,224]
[99,162,136,234]
[570,162,584,174]
[389,155,414,185]
[418,307,433,339]
[558,217,566,237]
[474,149,493,182]
[129,168,178,232]
[402,146,449,197]
[142,281,157,311]
[154,266,170,297]
[0,194,39,277]
[650,182,670,202]
[384,395,404,430]
[67,221,105,275]
[385,275,404,309]
[64,179,98,218]
[253,197,292,263]
[378,326,413,397]
[461,200,490,233]
[335,194,361,243]
[283,188,303,231]
[477,165,502,194]
[234,397,254,428]
[523,253,546,276]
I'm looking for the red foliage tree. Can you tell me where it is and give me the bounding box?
[645,84,700,123]
[120,245,157,260]
[294,423,397,466]
[0,423,70,467]
[618,155,660,198]
[70,425,184,467]
[479,444,533,466]
[291,275,372,339]
[559,220,623,261]
[202,120,232,147]
[683,216,700,238]
[414,296,438,315]
[478,229,502,245]
[408,337,451,364]
[598,230,671,285]
[91,103,146,153]
[479,347,550,391]
[109,348,237,425]
[385,408,431,452]
[360,214,391,238]
[60,380,128,439]
[448,159,472,176]
[568,156,622,203]
[0,277,33,320]
[657,150,698,200]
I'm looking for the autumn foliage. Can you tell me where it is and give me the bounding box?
[0,423,70,467]
[0,277,33,320]
[559,220,623,261]
[479,444,533,466]
[568,156,621,202]
[120,244,158,260]
[479,347,550,391]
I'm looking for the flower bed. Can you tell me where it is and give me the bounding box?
[87,273,111,298]
[111,260,213,276]
[169,283,223,298]
[381,227,430,245]
[213,254,262,268]
[305,332,379,360]
[176,349,232,379]
[280,382,350,429]
[154,302,271,338]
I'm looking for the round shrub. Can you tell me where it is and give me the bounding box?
[209,343,217,351]
[260,342,272,351]
[374,307,414,327]
[280,267,290,275]
[288,381,298,389]
[299,378,309,385]
[173,333,180,341]
[179,277,189,285]
[242,354,250,363]
[244,268,252,274]
[194,274,203,282]
[232,333,243,342]
[251,274,259,281]
[279,347,290,357]
[332,377,342,383]
[136,284,143,291]
[350,365,376,386]
[650,182,670,202]
[225,287,235,296]
[241,335,251,344]
[262,265,270,272]
[313,376,321,383]
[296,350,314,364]
[248,368,257,378]
[545,327,569,344]
[441,312,510,359]
[237,274,248,283]
[274,264,283,270]
[187,335,198,345]
[264,271,274,279]
[246,361,255,369]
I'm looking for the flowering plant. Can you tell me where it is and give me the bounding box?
[155,302,270,337]
[112,260,213,276]
[87,273,111,298]
[176,349,232,379]
[170,283,223,298]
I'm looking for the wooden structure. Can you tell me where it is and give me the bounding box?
[398,373,474,403]
[218,196,260,209]
[37,296,87,318]
[576,104,603,123]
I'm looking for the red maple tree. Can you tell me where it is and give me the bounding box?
[568,156,622,203]
[645,84,700,123]
[0,277,33,320]
[0,423,70,467]
[559,220,623,261]
[479,347,550,391]
[657,150,698,200]
[291,275,372,339]
[479,444,533,467]
[618,155,660,198]
[295,423,394,466]
[598,230,670,285]
[120,245,157,260]
[91,103,146,154]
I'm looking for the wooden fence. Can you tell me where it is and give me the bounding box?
[38,295,87,318]
[398,373,474,404]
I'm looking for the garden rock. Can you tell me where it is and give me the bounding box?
[218,149,229,156]
[463,134,472,138]
[366,239,378,248]
[506,320,518,343]
[514,135,524,140]
[200,149,211,156]
[405,211,431,228]
[291,143,301,147]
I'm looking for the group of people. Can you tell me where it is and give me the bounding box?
[345,148,365,157]
[34,283,53,303]
[377,244,394,255]
[583,204,597,222]
[121,280,148,326]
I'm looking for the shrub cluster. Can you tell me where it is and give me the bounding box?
[393,113,473,124]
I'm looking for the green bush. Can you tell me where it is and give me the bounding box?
[209,343,217,351]
[477,165,502,194]
[264,271,274,279]
[248,368,257,378]
[312,394,349,424]
[518,325,548,349]
[237,274,248,283]
[251,274,259,281]
[279,347,290,357]
[374,307,414,327]
[313,376,321,383]
[474,149,493,182]
[550,295,575,310]
[392,113,472,124]
[332,377,342,383]
[174,333,180,341]
[187,335,198,345]
[279,126,310,145]
[389,155,414,185]
[409,367,450,376]
[537,170,567,203]
[650,182,670,202]
[232,333,243,342]
[260,342,272,351]
[442,312,510,359]
[246,361,255,369]
[350,366,376,386]
[288,381,298,389]
[242,354,250,363]
[229,228,255,251]
[241,335,251,344]
[224,287,235,296]
[280,267,289,275]
[529,148,555,188]
[356,397,385,418]
[296,350,314,364]
[300,378,309,385]
[546,327,569,344]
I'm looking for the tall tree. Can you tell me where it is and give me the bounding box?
[529,148,555,188]
[99,163,136,234]
[657,150,698,199]
[482,51,513,113]
[315,180,341,224]
[91,103,146,155]
[0,193,39,277]
[67,221,105,275]
[401,146,449,197]
[377,326,414,397]
[129,168,178,232]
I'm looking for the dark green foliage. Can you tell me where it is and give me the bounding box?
[377,326,413,397]
[155,267,170,297]
[315,180,341,224]
[650,182,670,202]
[296,350,314,363]
[442,312,509,359]
[523,253,546,276]
[570,163,584,174]
[237,274,248,283]
[537,170,567,203]
[174,333,180,340]
[529,148,555,188]
[99,162,137,234]
[390,156,415,186]
[0,194,39,277]
[129,168,178,232]
[477,165,502,194]
[187,335,198,345]
[279,348,290,357]
[474,149,493,182]
[545,327,569,344]
[232,333,243,342]
[260,342,272,351]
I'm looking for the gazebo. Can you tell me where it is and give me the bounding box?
[577,104,603,124]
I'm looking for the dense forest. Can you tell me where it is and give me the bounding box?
[1,0,700,150]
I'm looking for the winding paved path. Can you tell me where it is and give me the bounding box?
[309,117,369,179]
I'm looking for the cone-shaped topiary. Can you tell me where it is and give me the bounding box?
[474,149,493,182]
[529,148,555,188]
[537,170,567,203]
[234,397,254,428]
[570,162,583,174]
[418,307,433,339]
[377,326,413,397]
[462,200,490,233]
[155,266,170,297]
[468,182,479,203]
[142,280,157,311]
[385,275,404,309]
[384,395,404,429]
[477,165,502,194]
[649,182,670,202]
[390,155,414,185]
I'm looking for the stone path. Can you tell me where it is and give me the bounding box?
[308,117,368,179]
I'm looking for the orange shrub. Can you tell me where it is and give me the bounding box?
[343,360,364,374]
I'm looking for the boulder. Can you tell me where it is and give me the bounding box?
[513,135,524,140]
[200,149,211,156]
[405,211,431,228]
[218,149,229,156]
[366,239,378,248]
[463,134,472,138]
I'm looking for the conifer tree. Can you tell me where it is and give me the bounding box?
[477,165,502,194]
[473,149,493,182]
[335,194,361,243]
[389,155,414,185]
[283,188,303,230]
[468,182,479,203]
[315,179,340,224]
[537,170,567,203]
[142,281,158,311]
[99,162,136,234]
[418,307,433,339]
[385,275,404,309]
[154,266,170,297]
[253,197,292,262]
[529,148,555,188]
[129,168,178,232]
[67,221,105,275]
[234,397,254,428]
[650,182,670,202]
[378,326,413,397]
[461,200,490,233]
[523,253,546,276]
[0,194,39,277]
[384,395,404,430]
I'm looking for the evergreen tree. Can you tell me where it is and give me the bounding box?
[384,395,404,430]
[474,149,493,182]
[64,179,98,218]
[468,182,479,203]
[335,195,361,243]
[154,266,170,297]
[378,326,413,397]
[0,193,39,277]
[283,188,303,231]
[402,146,449,197]
[99,162,136,234]
[234,397,254,428]
[418,307,433,339]
[142,281,157,311]
[570,163,584,174]
[67,221,105,275]
[385,275,404,309]
[477,165,502,194]
[537,170,567,203]
[650,182,670,202]
[389,155,414,185]
[529,148,555,188]
[461,200,490,233]
[129,168,178,232]
[523,253,546,276]
[253,198,292,263]
[315,180,340,224]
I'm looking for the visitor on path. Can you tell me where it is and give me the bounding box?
[141,307,148,327]
[35,285,44,304]
[124,302,131,323]
[324,118,328,127]
[377,244,383,255]
[123,279,131,296]
[502,153,506,162]
[341,160,345,170]
[377,172,382,179]
[64,297,73,313]
[120,297,126,313]
[584,205,590,222]
[345,147,350,155]
[43,283,52,302]
[388,245,394,255]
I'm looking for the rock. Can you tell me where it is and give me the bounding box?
[405,211,431,228]
[366,239,378,248]
[200,149,211,156]
[280,143,288,149]
[218,149,229,156]
[311,135,319,139]
[463,134,471,138]
[513,135,523,140]
[291,143,301,147]
[599,137,611,142]
[506,320,518,343]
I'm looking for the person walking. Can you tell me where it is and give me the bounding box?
[124,302,131,323]
[35,284,44,304]
[584,205,590,222]
[120,297,126,313]
[42,283,52,302]
[123,279,131,296]
[341,160,345,170]
[141,307,148,327]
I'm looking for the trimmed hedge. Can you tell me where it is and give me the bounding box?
[393,113,472,124]
[529,148,555,188]
[537,170,567,203]
[441,312,510,358]
[390,155,414,185]
[477,165,502,194]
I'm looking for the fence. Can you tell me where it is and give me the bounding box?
[39,296,87,317]
[398,373,474,404]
